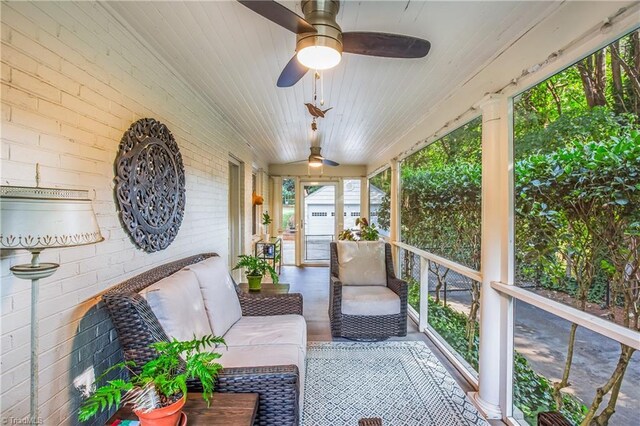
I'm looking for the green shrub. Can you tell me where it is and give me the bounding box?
[424,295,587,425]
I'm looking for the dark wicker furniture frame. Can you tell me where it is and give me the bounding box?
[103,253,304,426]
[329,242,408,339]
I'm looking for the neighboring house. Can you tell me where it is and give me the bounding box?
[303,181,384,235]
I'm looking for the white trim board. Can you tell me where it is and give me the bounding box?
[492,282,640,350]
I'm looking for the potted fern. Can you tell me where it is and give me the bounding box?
[233,254,279,291]
[78,335,225,426]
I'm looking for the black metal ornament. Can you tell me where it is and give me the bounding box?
[114,118,186,253]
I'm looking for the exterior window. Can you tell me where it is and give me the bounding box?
[511,29,640,425]
[331,212,335,217]
[397,116,483,378]
[311,212,327,217]
[350,212,360,217]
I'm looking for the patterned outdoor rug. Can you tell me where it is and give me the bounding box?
[303,341,489,426]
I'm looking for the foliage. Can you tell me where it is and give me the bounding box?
[418,292,587,425]
[282,178,295,205]
[78,335,225,422]
[233,254,279,283]
[369,168,392,232]
[392,29,640,425]
[338,217,380,241]
[262,211,272,226]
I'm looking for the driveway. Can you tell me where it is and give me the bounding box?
[444,290,640,425]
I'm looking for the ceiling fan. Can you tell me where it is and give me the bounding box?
[289,146,340,167]
[238,0,431,87]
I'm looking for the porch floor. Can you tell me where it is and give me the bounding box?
[281,265,505,426]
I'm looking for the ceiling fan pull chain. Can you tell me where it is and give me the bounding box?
[320,71,324,106]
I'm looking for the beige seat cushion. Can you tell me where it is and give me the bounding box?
[216,343,306,409]
[337,241,387,286]
[341,285,400,316]
[139,269,213,342]
[185,257,242,337]
[223,314,307,354]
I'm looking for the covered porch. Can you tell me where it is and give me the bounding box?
[1,1,639,425]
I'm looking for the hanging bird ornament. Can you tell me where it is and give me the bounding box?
[306,71,332,131]
[305,103,333,118]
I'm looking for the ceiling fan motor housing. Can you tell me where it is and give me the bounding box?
[297,0,343,56]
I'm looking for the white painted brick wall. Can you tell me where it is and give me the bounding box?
[1,2,263,424]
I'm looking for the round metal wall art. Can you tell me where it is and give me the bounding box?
[114,118,186,253]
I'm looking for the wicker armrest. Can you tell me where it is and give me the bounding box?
[188,365,300,425]
[387,277,408,301]
[238,292,303,316]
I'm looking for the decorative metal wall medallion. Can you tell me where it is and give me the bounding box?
[114,118,186,253]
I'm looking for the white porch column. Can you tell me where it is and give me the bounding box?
[389,159,401,272]
[470,95,514,419]
[360,177,369,221]
[271,176,282,235]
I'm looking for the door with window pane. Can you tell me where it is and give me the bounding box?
[301,182,336,263]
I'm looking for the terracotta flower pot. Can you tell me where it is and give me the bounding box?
[134,396,186,426]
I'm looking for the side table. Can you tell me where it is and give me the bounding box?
[106,392,258,426]
[238,282,290,294]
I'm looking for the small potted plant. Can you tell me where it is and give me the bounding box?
[338,217,380,241]
[262,211,272,241]
[233,254,279,291]
[78,335,225,426]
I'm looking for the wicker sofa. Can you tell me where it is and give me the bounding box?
[103,253,304,425]
[329,241,408,339]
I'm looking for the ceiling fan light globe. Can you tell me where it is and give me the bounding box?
[297,45,341,70]
[308,157,323,167]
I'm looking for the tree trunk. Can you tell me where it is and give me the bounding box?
[553,322,578,408]
[610,41,625,114]
[631,31,640,115]
[546,80,563,115]
[594,50,607,106]
[580,344,635,425]
[577,52,608,108]
[466,280,481,352]
[430,263,449,304]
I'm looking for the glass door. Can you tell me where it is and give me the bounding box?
[280,178,296,265]
[301,182,337,264]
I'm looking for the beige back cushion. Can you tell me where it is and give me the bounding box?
[337,241,387,286]
[185,256,243,337]
[140,269,213,342]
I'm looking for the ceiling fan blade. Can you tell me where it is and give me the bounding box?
[322,158,340,167]
[237,1,316,34]
[342,32,431,58]
[277,55,309,87]
[284,159,307,165]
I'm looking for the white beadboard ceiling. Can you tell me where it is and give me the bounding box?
[107,1,558,166]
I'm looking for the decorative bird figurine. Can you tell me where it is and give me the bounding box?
[305,103,333,118]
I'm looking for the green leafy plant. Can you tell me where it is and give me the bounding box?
[233,254,279,284]
[262,211,272,226]
[338,217,380,241]
[78,335,225,422]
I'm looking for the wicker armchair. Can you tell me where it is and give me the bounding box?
[103,253,303,426]
[329,242,408,339]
